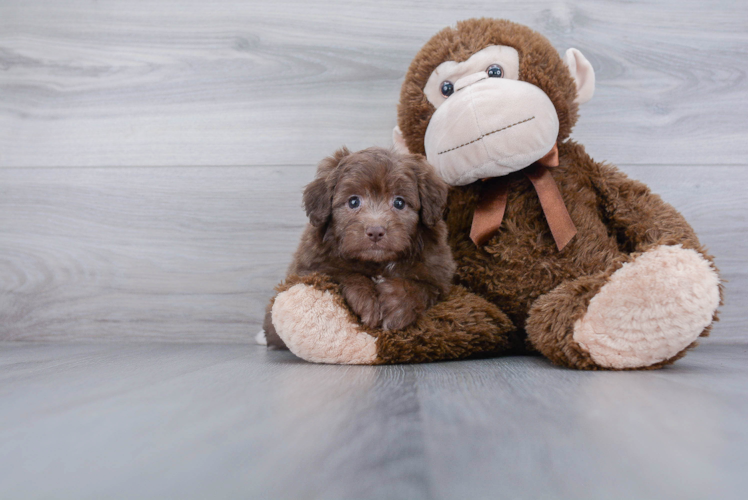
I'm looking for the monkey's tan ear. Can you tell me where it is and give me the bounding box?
[564,48,595,105]
[392,125,411,154]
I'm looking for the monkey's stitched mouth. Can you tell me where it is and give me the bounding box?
[437,116,536,155]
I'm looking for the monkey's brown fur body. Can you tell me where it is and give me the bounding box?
[442,140,714,369]
[268,19,721,369]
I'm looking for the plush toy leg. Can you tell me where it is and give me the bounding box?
[271,274,378,364]
[271,274,517,365]
[526,245,721,370]
[375,285,518,363]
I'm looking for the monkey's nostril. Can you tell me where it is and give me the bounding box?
[366,226,386,242]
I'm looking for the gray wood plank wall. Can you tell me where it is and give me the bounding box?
[1,0,746,342]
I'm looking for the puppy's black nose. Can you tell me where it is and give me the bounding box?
[366,226,386,242]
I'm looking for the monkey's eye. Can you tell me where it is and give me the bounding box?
[440,81,454,97]
[486,64,503,78]
[348,196,361,209]
[393,197,406,210]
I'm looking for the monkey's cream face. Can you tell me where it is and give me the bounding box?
[422,45,560,186]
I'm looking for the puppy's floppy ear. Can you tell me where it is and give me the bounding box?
[410,154,449,227]
[303,146,350,227]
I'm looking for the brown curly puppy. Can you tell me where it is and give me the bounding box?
[264,146,455,348]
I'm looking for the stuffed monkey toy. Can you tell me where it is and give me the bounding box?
[267,18,721,369]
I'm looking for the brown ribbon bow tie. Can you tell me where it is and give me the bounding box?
[469,143,577,250]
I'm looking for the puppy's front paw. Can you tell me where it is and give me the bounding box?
[357,299,382,329]
[376,279,422,331]
[342,283,381,328]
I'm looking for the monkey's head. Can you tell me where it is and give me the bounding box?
[394,18,595,186]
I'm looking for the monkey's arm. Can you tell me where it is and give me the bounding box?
[589,158,722,304]
[585,155,722,336]
[588,160,706,254]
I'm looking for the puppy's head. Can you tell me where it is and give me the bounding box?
[303,146,448,262]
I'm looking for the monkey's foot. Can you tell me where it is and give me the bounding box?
[272,283,378,365]
[573,245,720,369]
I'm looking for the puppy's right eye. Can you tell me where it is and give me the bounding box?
[441,81,454,97]
[347,196,361,209]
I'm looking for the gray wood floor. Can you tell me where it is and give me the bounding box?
[1,342,747,500]
[2,1,748,498]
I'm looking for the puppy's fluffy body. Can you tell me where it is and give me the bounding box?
[265,147,455,348]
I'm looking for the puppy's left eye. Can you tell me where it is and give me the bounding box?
[393,197,406,210]
[348,196,361,209]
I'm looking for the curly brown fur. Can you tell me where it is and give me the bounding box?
[525,269,621,369]
[391,19,721,369]
[266,147,456,348]
[374,284,519,364]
